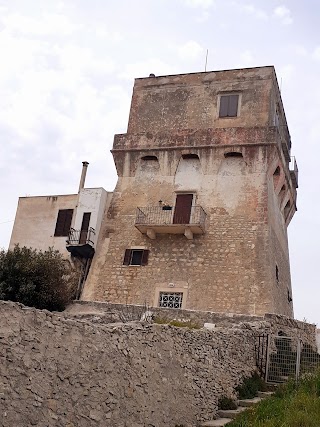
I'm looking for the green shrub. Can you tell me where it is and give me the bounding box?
[236,372,265,399]
[218,396,238,410]
[0,246,79,311]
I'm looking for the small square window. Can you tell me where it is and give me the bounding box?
[219,94,239,118]
[123,249,149,266]
[158,291,183,309]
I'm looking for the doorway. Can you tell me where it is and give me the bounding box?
[79,212,91,244]
[173,194,193,224]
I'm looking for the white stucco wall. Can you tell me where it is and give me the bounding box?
[9,194,78,256]
[72,188,110,247]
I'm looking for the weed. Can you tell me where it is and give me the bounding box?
[228,369,320,426]
[218,396,238,410]
[236,372,265,399]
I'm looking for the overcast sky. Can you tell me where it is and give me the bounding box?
[0,0,319,324]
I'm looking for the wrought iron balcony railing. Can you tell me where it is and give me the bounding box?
[135,206,206,239]
[66,227,96,258]
[66,227,95,246]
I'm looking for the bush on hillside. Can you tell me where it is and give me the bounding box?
[236,371,267,399]
[0,245,79,311]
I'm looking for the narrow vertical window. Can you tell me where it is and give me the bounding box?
[219,94,239,118]
[54,209,73,236]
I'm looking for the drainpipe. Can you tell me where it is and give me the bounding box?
[78,161,89,193]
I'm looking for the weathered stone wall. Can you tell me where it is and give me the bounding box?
[1,301,259,427]
[127,67,274,134]
[66,301,317,347]
[0,301,316,426]
[83,66,297,318]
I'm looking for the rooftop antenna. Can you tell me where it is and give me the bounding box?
[204,49,208,72]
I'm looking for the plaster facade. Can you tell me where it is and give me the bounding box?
[83,66,298,317]
[9,194,78,256]
[9,186,112,258]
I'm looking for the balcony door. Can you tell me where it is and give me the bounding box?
[79,212,91,244]
[173,194,193,224]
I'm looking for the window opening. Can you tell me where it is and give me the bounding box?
[219,94,239,118]
[123,249,149,266]
[54,209,73,237]
[182,153,199,159]
[273,166,280,176]
[158,292,183,309]
[276,265,279,283]
[141,155,158,161]
[224,152,243,158]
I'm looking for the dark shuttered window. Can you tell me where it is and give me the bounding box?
[123,249,149,266]
[54,209,73,237]
[219,94,239,118]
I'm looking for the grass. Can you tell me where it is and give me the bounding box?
[228,371,320,427]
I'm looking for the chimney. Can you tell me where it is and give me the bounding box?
[78,161,89,192]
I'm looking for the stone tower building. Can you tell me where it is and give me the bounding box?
[83,66,298,317]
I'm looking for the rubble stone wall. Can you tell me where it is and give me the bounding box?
[0,301,316,427]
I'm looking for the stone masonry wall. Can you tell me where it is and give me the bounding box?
[0,301,316,427]
[66,301,316,346]
[1,301,257,427]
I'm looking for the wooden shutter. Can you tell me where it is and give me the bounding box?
[173,194,193,224]
[219,96,229,117]
[141,250,149,266]
[54,209,73,237]
[228,95,239,117]
[123,249,132,265]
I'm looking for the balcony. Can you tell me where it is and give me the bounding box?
[135,206,207,240]
[66,227,96,258]
[289,156,298,188]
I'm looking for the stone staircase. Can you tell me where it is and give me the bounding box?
[200,391,274,426]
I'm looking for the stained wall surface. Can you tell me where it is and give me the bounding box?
[83,67,297,317]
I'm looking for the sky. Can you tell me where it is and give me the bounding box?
[0,0,319,324]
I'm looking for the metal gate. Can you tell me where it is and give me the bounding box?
[264,335,320,384]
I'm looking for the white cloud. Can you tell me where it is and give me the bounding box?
[195,10,211,22]
[294,45,308,56]
[182,0,214,9]
[118,58,176,81]
[239,50,255,66]
[1,12,79,37]
[94,27,124,42]
[243,4,268,20]
[273,6,293,25]
[312,46,320,61]
[277,64,294,91]
[177,40,204,61]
